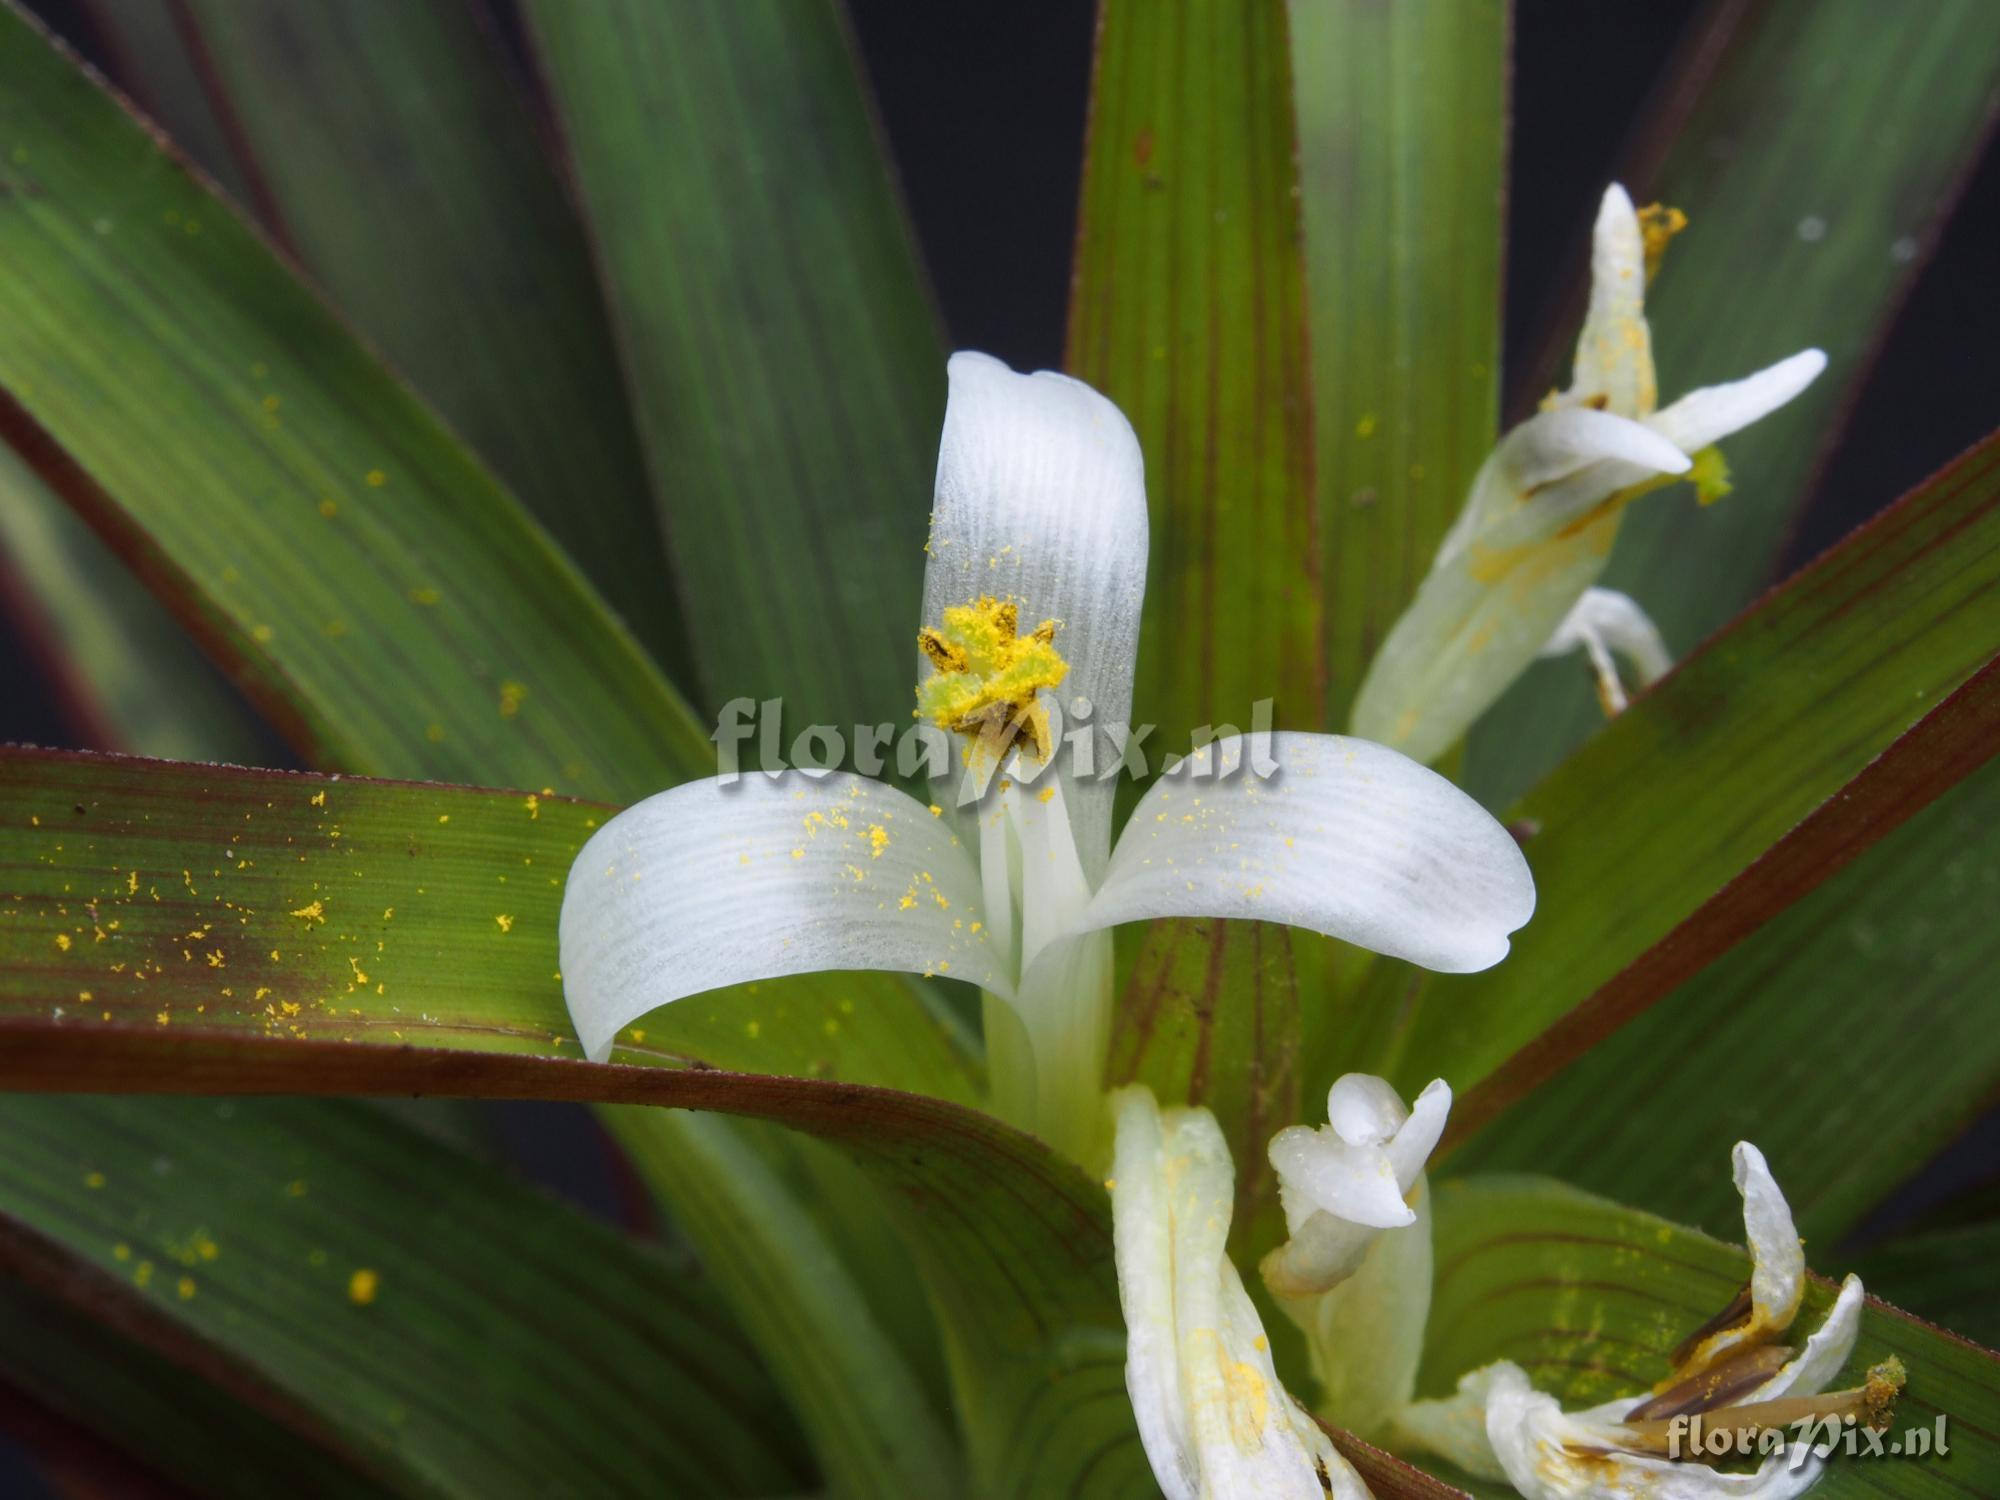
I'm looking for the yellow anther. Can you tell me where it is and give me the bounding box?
[915,595,1068,760]
[1638,202,1688,282]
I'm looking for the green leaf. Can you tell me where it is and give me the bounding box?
[521,0,941,728]
[0,745,978,1099]
[0,5,710,801]
[0,441,265,760]
[0,1276,388,1499]
[1452,753,2000,1247]
[1855,1220,2000,1352]
[606,1109,963,1497]
[1468,0,2000,804]
[0,1094,810,1498]
[1292,0,1508,725]
[1424,1172,2000,1497]
[1373,433,2000,1127]
[1106,916,1301,1230]
[1067,0,1320,740]
[91,0,686,671]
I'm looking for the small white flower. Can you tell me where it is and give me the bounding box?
[1397,1143,1900,1500]
[1109,1085,1370,1500]
[1350,185,1827,765]
[560,353,1536,1160]
[1260,1075,1451,1442]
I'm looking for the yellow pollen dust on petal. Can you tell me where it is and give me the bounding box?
[915,595,1068,762]
[1638,201,1688,282]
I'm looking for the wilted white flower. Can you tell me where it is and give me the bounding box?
[1350,185,1827,764]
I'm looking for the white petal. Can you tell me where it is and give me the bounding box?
[1541,586,1673,686]
[1298,1177,1438,1442]
[558,772,1004,1062]
[1268,1126,1412,1231]
[1082,733,1535,972]
[1436,407,1688,564]
[1735,1142,1807,1337]
[1753,1275,1864,1402]
[1392,1362,1513,1483]
[1110,1089,1347,1500]
[1325,1072,1410,1146]
[1111,1087,1199,1500]
[1567,183,1658,417]
[924,352,1148,881]
[1483,1362,1828,1500]
[1539,586,1674,715]
[1647,350,1827,455]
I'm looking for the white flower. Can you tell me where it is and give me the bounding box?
[1397,1143,1900,1500]
[1260,1075,1452,1442]
[558,353,1536,1159]
[1109,1085,1371,1500]
[1350,185,1827,764]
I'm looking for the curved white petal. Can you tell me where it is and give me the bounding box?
[1393,1363,1513,1483]
[1082,733,1535,972]
[1111,1087,1199,1500]
[1268,1127,1412,1231]
[1736,1142,1807,1337]
[1484,1362,1828,1500]
[1754,1275,1864,1402]
[559,773,1003,1062]
[1437,407,1688,564]
[1540,586,1674,714]
[924,352,1148,881]
[1647,350,1827,456]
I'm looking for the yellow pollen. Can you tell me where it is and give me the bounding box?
[916,595,1068,760]
[1638,202,1688,281]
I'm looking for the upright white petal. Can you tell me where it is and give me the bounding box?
[559,773,1004,1062]
[1080,734,1534,972]
[1568,183,1657,416]
[1647,350,1827,455]
[1109,1088,1366,1500]
[924,352,1148,880]
[1671,1142,1809,1378]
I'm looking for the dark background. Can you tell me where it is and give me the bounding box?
[0,3,1995,1490]
[4,0,1998,747]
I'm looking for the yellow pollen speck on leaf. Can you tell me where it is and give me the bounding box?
[867,824,890,857]
[495,914,514,933]
[54,932,71,952]
[290,900,326,926]
[177,1276,198,1301]
[310,790,326,808]
[916,595,1068,760]
[348,1268,380,1305]
[286,1179,308,1198]
[83,1170,105,1189]
[498,680,528,718]
[318,497,338,518]
[365,469,387,488]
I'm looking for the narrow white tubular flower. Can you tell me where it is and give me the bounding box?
[1259,1076,1450,1441]
[1349,183,1827,766]
[1538,586,1673,715]
[1109,1086,1370,1500]
[561,353,1537,1162]
[1396,1142,1894,1500]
